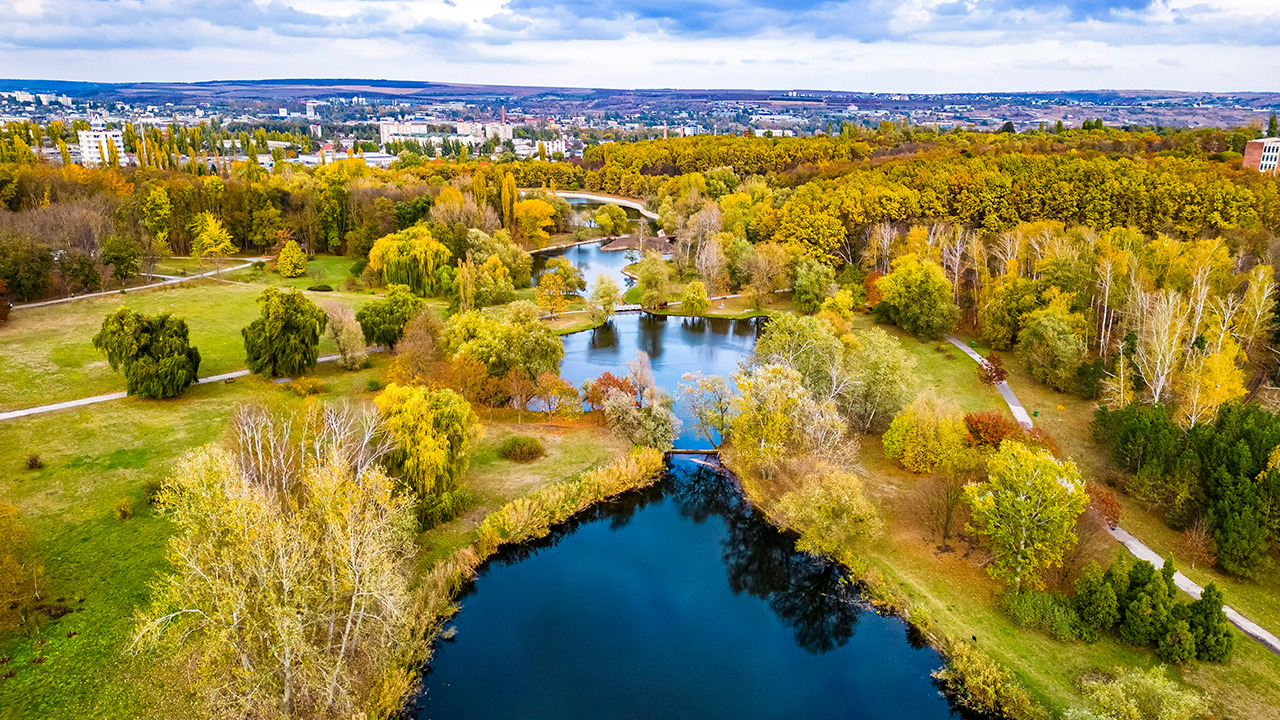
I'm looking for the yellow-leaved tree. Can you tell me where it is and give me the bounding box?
[881,389,967,473]
[276,239,308,278]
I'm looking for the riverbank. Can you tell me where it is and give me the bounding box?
[717,440,1280,720]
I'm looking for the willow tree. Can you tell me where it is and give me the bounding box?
[242,287,327,377]
[93,308,202,398]
[367,225,452,296]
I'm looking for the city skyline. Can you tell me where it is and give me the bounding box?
[2,0,1280,92]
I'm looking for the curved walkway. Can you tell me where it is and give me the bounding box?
[11,260,262,311]
[946,334,1280,657]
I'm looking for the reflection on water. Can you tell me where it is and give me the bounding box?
[414,459,957,720]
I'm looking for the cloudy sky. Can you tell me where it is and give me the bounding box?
[2,0,1279,92]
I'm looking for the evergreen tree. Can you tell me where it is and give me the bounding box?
[1208,467,1270,578]
[1157,619,1197,666]
[1189,583,1234,661]
[242,287,327,377]
[277,239,308,278]
[1074,561,1120,640]
[1270,114,1278,138]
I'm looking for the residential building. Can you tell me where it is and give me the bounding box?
[77,117,126,166]
[1243,137,1280,173]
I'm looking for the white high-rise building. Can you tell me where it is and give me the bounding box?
[77,117,126,166]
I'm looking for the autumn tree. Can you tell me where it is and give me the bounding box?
[134,446,424,720]
[356,285,426,349]
[443,301,563,381]
[93,308,202,398]
[276,239,308,278]
[681,279,709,315]
[375,383,480,525]
[679,372,732,447]
[1017,302,1086,392]
[1176,338,1246,428]
[882,390,967,474]
[0,504,44,632]
[242,287,327,377]
[742,242,788,310]
[777,463,882,559]
[841,327,919,433]
[1133,290,1187,404]
[965,441,1088,590]
[535,257,585,318]
[190,212,236,270]
[387,312,444,385]
[635,250,673,311]
[875,254,959,340]
[793,256,836,314]
[513,199,555,248]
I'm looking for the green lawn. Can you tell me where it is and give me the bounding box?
[226,255,363,292]
[0,280,381,412]
[0,358,389,720]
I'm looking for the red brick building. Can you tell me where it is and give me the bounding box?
[1243,138,1280,173]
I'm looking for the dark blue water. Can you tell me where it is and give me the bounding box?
[415,249,962,720]
[415,459,957,720]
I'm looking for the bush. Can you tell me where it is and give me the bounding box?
[286,377,327,397]
[113,497,135,521]
[252,260,266,271]
[1069,666,1208,720]
[349,258,368,277]
[366,379,382,392]
[307,284,333,292]
[499,436,546,462]
[1000,589,1079,642]
[277,240,308,278]
[965,410,1023,448]
[934,640,1048,720]
[26,454,43,470]
[142,478,164,506]
[978,351,1009,384]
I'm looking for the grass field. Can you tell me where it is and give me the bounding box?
[225,255,363,292]
[0,279,385,412]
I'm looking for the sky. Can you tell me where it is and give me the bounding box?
[2,0,1279,92]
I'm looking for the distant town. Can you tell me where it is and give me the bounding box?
[3,79,1280,172]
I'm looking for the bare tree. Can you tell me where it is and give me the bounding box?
[1183,518,1217,570]
[694,233,728,296]
[323,303,367,371]
[923,472,969,551]
[865,222,897,274]
[1132,289,1188,404]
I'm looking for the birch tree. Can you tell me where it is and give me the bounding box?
[1133,290,1188,404]
[1239,264,1276,360]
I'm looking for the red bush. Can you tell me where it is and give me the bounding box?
[964,410,1023,448]
[864,272,883,308]
[978,351,1008,385]
[583,371,638,409]
[1086,482,1122,528]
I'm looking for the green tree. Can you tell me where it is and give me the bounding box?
[1188,582,1233,661]
[100,236,140,287]
[1074,561,1120,640]
[1208,466,1270,578]
[190,212,237,270]
[1158,619,1196,666]
[1270,114,1278,138]
[356,284,426,348]
[980,278,1042,350]
[375,383,481,526]
[965,441,1088,590]
[443,301,564,381]
[635,250,672,311]
[500,172,518,230]
[242,287,327,377]
[875,254,959,340]
[276,239,308,278]
[680,279,709,315]
[1120,576,1171,647]
[93,308,202,398]
[1017,303,1086,392]
[0,235,54,300]
[535,257,585,318]
[587,274,621,323]
[793,256,836,314]
[594,203,629,237]
[841,327,918,433]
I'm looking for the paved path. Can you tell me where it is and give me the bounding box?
[946,336,1035,428]
[11,260,261,311]
[0,355,340,422]
[946,334,1280,657]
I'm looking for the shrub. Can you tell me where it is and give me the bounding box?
[252,260,266,271]
[307,284,333,292]
[142,478,164,506]
[1070,666,1208,720]
[286,377,327,397]
[366,379,382,392]
[1074,562,1120,641]
[1000,589,1079,642]
[500,436,546,462]
[344,277,360,291]
[25,454,43,470]
[978,351,1009,384]
[934,640,1048,720]
[113,497,135,521]
[964,410,1023,448]
[277,240,308,278]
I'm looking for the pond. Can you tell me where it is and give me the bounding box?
[532,240,640,290]
[413,458,958,720]
[416,249,963,719]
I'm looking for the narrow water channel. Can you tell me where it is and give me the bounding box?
[415,239,961,719]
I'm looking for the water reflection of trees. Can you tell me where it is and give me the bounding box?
[665,460,864,655]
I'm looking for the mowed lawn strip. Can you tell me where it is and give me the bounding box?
[0,279,381,412]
